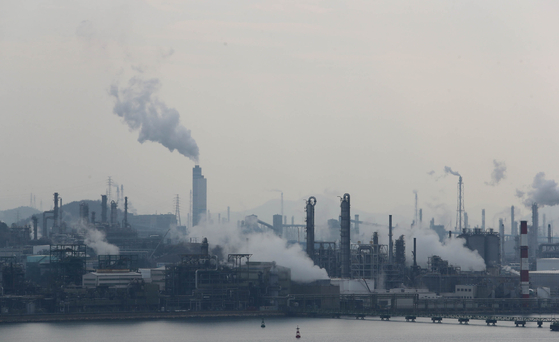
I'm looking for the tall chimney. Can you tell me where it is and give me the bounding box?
[389,215,393,263]
[520,220,529,299]
[124,196,128,228]
[531,203,538,260]
[499,218,505,265]
[482,209,485,230]
[548,224,552,244]
[53,192,59,232]
[32,216,38,240]
[306,196,317,262]
[101,195,108,223]
[91,211,96,224]
[511,206,516,236]
[413,237,417,267]
[110,200,117,226]
[340,193,351,278]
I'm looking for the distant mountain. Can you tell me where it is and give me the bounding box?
[0,206,41,226]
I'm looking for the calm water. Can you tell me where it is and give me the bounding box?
[1,316,558,342]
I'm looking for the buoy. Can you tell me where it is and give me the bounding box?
[261,319,265,328]
[296,325,301,339]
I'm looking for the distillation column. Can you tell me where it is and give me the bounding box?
[305,196,317,262]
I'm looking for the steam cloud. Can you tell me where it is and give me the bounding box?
[354,217,485,271]
[518,172,559,207]
[485,160,506,186]
[84,228,120,255]
[444,166,461,177]
[110,77,199,162]
[181,221,329,282]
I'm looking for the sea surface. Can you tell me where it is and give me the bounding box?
[2,315,559,342]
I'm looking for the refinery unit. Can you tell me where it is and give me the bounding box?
[1,167,559,316]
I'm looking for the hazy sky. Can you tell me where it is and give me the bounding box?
[2,1,559,229]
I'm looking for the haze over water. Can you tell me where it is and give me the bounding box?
[3,317,558,342]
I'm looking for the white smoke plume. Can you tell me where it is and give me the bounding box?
[485,160,506,186]
[110,76,199,162]
[518,172,559,207]
[185,221,329,282]
[84,228,120,255]
[353,218,485,271]
[444,166,461,177]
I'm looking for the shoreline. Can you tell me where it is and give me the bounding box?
[0,311,287,324]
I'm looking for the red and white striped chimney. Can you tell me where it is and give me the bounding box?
[520,220,529,299]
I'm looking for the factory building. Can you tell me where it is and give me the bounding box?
[458,228,501,273]
[192,165,207,227]
[82,270,142,289]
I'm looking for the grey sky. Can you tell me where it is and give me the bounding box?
[1,1,559,228]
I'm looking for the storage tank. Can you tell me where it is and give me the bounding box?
[485,229,500,269]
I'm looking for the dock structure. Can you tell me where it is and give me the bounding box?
[289,307,559,328]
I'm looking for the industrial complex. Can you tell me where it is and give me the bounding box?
[1,166,559,321]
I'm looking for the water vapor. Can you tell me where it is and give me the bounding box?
[518,172,559,207]
[354,217,485,271]
[110,77,199,162]
[183,221,328,282]
[485,160,506,186]
[84,228,120,255]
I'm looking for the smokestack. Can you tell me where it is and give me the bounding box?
[110,201,117,226]
[413,237,417,267]
[101,195,108,223]
[201,237,209,255]
[389,215,393,263]
[464,212,469,229]
[227,206,230,223]
[511,206,515,236]
[414,191,418,227]
[91,211,96,224]
[548,224,552,244]
[354,214,360,235]
[32,216,38,240]
[340,193,351,278]
[281,192,284,218]
[531,203,538,260]
[53,192,59,232]
[419,209,423,225]
[499,218,505,265]
[306,196,317,262]
[520,220,529,299]
[124,196,128,228]
[482,209,485,230]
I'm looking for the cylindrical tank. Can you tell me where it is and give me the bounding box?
[485,232,500,268]
[467,229,486,263]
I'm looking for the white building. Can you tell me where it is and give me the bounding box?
[82,271,142,289]
[139,267,166,291]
